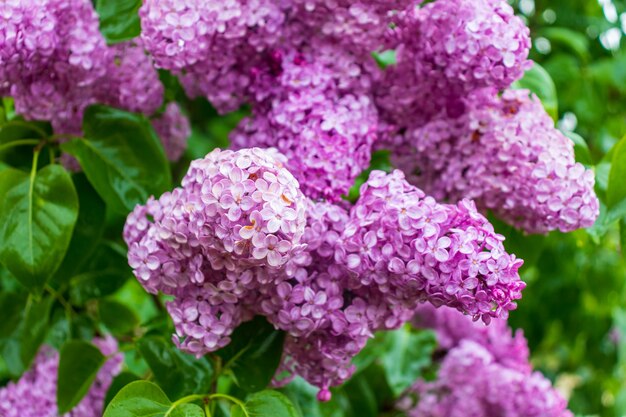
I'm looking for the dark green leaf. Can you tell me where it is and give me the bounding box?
[0,165,78,292]
[61,105,171,214]
[512,63,558,120]
[170,404,205,417]
[104,372,141,409]
[69,269,130,305]
[217,317,285,392]
[0,295,54,376]
[99,299,139,335]
[52,174,106,285]
[0,291,27,339]
[95,0,142,44]
[103,381,171,417]
[137,336,213,399]
[242,390,300,417]
[57,340,106,414]
[379,328,437,396]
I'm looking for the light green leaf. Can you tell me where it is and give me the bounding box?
[607,137,626,221]
[103,381,171,417]
[0,165,78,292]
[512,62,558,121]
[242,390,300,417]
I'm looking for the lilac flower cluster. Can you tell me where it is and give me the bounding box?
[125,148,308,352]
[139,0,286,113]
[0,337,122,417]
[231,48,378,200]
[401,304,572,417]
[393,89,599,233]
[0,0,189,161]
[376,0,532,128]
[125,153,524,397]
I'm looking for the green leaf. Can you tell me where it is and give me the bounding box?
[379,327,437,396]
[57,340,106,414]
[217,317,285,392]
[104,372,141,410]
[0,295,54,376]
[345,150,392,203]
[99,299,139,335]
[52,174,106,285]
[242,390,300,417]
[279,378,322,417]
[0,165,78,292]
[137,336,213,399]
[0,291,27,339]
[512,62,558,120]
[372,50,397,69]
[103,381,171,417]
[95,0,142,44]
[538,27,590,62]
[61,105,171,214]
[607,137,626,220]
[564,131,593,166]
[69,269,130,306]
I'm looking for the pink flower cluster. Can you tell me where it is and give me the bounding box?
[231,48,378,200]
[124,150,524,397]
[376,0,531,127]
[0,0,190,161]
[393,89,599,233]
[402,305,572,417]
[0,337,122,417]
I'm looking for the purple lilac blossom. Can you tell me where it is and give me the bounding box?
[0,336,122,417]
[375,0,531,129]
[124,148,308,354]
[139,0,286,113]
[151,102,191,162]
[231,48,378,201]
[393,89,599,233]
[402,304,572,417]
[338,170,525,323]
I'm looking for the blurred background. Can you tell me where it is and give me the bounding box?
[505,1,626,415]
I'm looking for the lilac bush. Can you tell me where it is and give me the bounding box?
[0,0,608,416]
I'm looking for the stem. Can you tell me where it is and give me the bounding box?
[207,394,248,417]
[44,285,75,317]
[204,401,212,417]
[164,393,248,417]
[0,139,41,153]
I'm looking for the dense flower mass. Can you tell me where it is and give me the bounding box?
[125,156,524,396]
[393,89,599,233]
[0,0,190,159]
[339,170,525,323]
[402,305,572,417]
[0,337,122,417]
[376,0,531,128]
[231,47,378,200]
